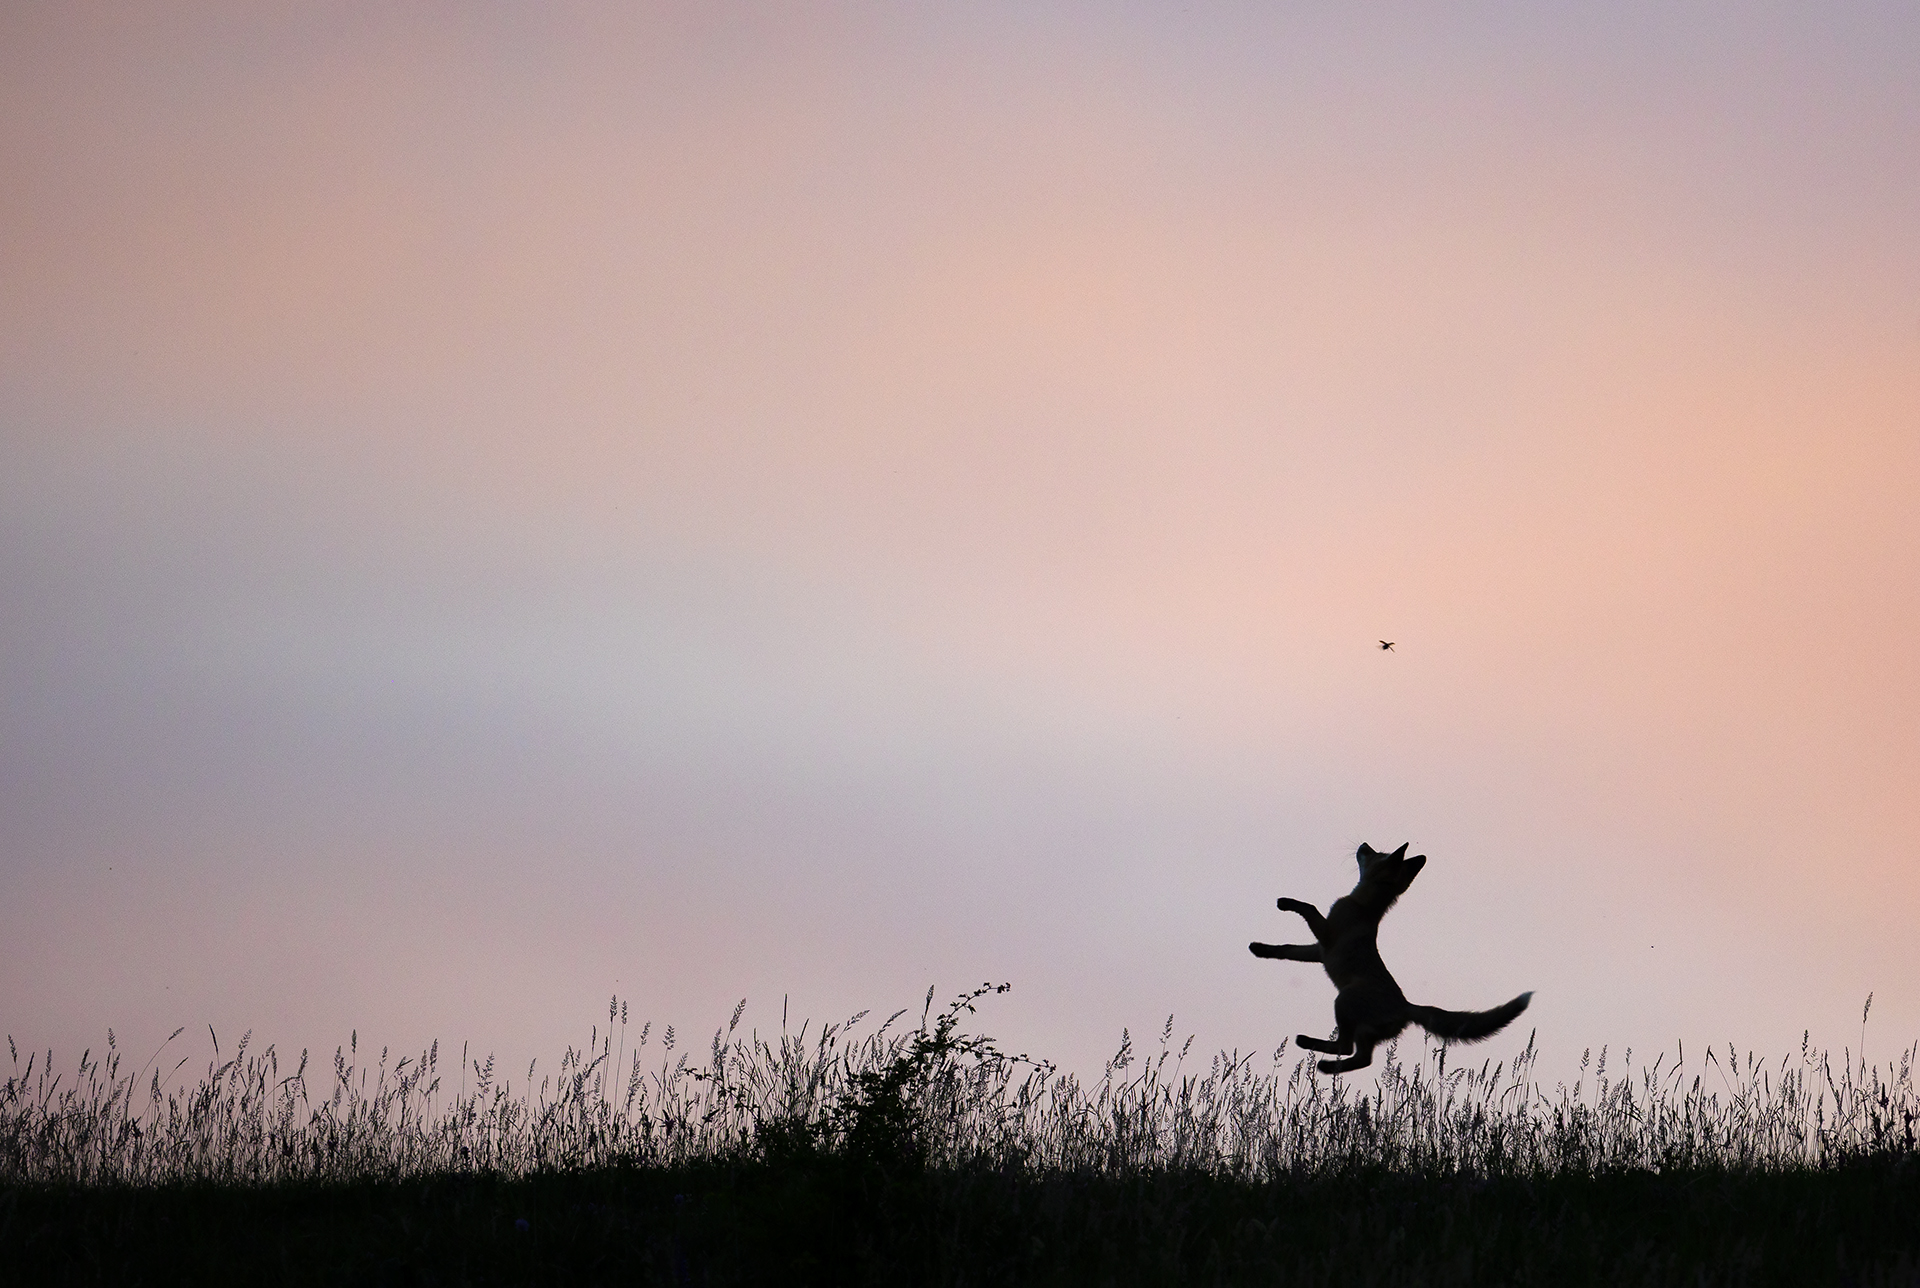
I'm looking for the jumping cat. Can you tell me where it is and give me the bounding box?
[1250,842,1532,1074]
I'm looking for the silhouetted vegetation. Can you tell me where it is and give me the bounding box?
[5,986,1917,1283]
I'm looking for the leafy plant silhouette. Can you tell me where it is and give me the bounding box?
[754,983,1038,1174]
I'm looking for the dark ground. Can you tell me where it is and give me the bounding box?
[5,1155,1918,1286]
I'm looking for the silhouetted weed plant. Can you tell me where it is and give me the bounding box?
[5,986,1916,1190]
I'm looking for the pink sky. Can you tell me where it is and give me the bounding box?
[4,4,1918,1085]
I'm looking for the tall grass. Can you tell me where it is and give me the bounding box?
[4,985,1915,1188]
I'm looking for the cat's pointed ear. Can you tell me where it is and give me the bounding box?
[1357,842,1377,858]
[1391,842,1409,860]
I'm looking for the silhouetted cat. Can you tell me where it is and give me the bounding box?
[1250,842,1532,1074]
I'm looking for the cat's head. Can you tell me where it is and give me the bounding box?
[1354,841,1427,896]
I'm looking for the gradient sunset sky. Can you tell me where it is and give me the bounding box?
[4,3,1917,1085]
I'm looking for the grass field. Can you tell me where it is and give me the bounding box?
[5,986,1917,1284]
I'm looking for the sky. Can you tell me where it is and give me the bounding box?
[4,2,1918,1090]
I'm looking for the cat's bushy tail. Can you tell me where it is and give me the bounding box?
[1408,992,1533,1043]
